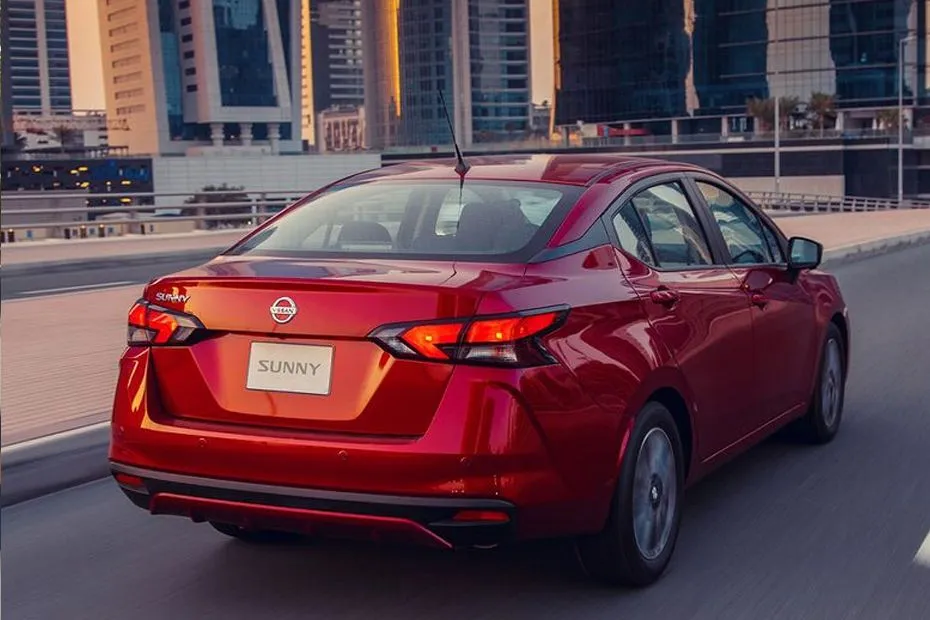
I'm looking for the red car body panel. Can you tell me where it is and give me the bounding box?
[109,154,849,548]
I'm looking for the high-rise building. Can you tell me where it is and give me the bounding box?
[310,0,364,112]
[1,6,14,147]
[301,0,313,141]
[97,0,302,155]
[362,0,531,149]
[4,0,72,114]
[553,0,927,134]
[302,0,364,146]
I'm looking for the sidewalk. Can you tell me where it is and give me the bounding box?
[2,210,929,446]
[776,210,930,255]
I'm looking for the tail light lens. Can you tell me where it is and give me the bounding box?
[369,306,568,367]
[127,299,204,346]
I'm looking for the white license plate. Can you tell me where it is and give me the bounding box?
[246,342,334,395]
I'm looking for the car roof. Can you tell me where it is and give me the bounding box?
[345,153,708,187]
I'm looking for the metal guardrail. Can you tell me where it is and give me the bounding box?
[0,188,927,242]
[382,127,929,155]
[0,188,309,234]
[752,192,930,212]
[4,127,926,162]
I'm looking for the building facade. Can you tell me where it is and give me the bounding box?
[310,0,364,113]
[4,0,72,115]
[554,0,928,134]
[362,0,531,149]
[13,109,110,151]
[2,6,14,147]
[97,0,302,155]
[317,105,366,152]
[302,0,364,147]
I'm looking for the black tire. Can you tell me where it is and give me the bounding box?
[791,322,846,444]
[575,401,685,587]
[209,521,303,544]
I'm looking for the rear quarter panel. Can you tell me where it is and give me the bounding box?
[474,242,698,518]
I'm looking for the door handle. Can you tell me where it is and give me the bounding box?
[750,292,768,309]
[650,287,680,307]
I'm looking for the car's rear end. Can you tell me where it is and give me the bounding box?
[109,174,628,547]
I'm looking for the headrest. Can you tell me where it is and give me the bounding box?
[455,200,526,251]
[336,220,392,247]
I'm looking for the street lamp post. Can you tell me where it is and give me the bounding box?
[898,33,917,205]
[773,0,780,195]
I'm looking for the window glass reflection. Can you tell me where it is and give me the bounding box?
[213,0,276,107]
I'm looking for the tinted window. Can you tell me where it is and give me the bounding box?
[697,182,782,264]
[614,182,713,269]
[227,181,579,261]
[611,203,656,265]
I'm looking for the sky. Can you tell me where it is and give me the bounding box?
[66,0,554,110]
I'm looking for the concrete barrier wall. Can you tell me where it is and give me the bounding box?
[150,153,383,207]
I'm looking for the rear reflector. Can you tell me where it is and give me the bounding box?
[452,510,510,523]
[370,306,568,367]
[114,473,146,490]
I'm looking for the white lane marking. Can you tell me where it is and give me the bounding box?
[916,529,930,568]
[3,421,111,455]
[22,281,135,296]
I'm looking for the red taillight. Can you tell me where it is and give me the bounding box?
[370,307,567,367]
[400,322,465,359]
[127,299,204,346]
[465,312,560,344]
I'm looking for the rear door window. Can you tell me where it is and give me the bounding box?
[228,181,581,262]
[612,182,714,269]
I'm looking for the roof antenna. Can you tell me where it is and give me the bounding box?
[438,89,470,177]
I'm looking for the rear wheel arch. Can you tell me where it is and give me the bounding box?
[617,368,698,482]
[646,387,694,480]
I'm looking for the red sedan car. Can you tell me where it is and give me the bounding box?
[110,154,849,586]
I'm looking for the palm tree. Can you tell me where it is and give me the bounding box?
[51,124,79,151]
[746,97,774,131]
[746,96,800,132]
[876,109,900,130]
[808,92,836,136]
[183,184,251,230]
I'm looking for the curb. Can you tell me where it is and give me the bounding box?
[0,247,226,277]
[1,423,111,508]
[2,231,928,508]
[819,228,930,268]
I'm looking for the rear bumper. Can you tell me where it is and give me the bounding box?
[110,348,625,541]
[111,462,516,548]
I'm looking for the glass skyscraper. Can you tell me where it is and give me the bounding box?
[362,0,531,149]
[4,0,72,113]
[1,6,14,146]
[554,0,927,131]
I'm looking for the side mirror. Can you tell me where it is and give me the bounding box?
[787,236,823,270]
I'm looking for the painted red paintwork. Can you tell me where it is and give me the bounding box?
[110,153,849,545]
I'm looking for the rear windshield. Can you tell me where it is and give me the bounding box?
[225,180,582,262]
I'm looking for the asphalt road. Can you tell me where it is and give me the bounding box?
[0,256,209,300]
[3,243,930,620]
